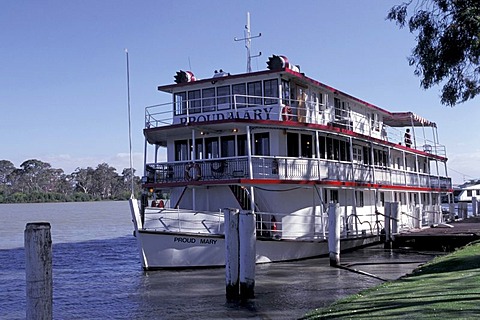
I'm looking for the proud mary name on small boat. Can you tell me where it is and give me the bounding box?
[173,237,218,245]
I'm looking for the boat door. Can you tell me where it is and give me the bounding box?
[296,85,307,123]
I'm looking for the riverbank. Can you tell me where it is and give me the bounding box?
[302,240,480,319]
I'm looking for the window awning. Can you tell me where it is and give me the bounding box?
[383,112,437,128]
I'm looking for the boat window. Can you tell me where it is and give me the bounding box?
[202,88,216,112]
[356,191,364,207]
[281,80,290,105]
[411,193,418,205]
[194,138,203,159]
[329,189,339,203]
[232,83,247,108]
[326,137,340,160]
[205,137,219,159]
[247,81,262,106]
[188,90,201,114]
[263,79,278,105]
[287,132,299,157]
[237,134,247,156]
[217,86,231,110]
[477,190,480,196]
[301,134,313,158]
[371,113,380,131]
[352,146,363,163]
[318,92,325,110]
[334,99,341,117]
[254,132,270,156]
[395,192,406,205]
[401,192,406,205]
[221,136,235,157]
[373,149,388,167]
[379,191,385,206]
[339,140,350,161]
[363,146,371,165]
[422,193,428,205]
[318,136,326,159]
[327,138,350,161]
[467,190,473,197]
[174,92,187,115]
[174,140,189,161]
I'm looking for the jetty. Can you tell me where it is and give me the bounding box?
[393,216,480,251]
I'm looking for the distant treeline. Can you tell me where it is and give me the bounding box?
[0,159,141,203]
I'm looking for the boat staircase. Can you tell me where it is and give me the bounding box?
[229,185,276,238]
[230,185,252,211]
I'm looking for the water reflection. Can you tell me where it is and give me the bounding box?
[133,246,436,319]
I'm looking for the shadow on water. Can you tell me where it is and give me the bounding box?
[1,238,438,320]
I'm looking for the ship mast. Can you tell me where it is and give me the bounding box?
[234,12,261,73]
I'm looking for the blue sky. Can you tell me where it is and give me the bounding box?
[1,0,479,184]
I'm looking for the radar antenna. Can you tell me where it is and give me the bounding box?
[234,12,261,73]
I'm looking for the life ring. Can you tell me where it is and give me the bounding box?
[185,163,201,181]
[282,106,292,121]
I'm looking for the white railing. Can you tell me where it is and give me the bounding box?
[145,94,446,157]
[143,208,224,234]
[145,156,452,190]
[143,206,382,241]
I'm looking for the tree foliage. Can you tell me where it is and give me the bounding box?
[387,0,480,106]
[0,159,141,203]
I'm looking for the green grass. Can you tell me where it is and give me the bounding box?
[302,241,480,319]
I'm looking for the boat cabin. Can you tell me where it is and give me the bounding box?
[143,55,450,199]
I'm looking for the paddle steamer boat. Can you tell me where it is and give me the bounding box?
[129,54,452,270]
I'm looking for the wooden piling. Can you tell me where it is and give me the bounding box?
[391,202,399,234]
[25,222,52,320]
[224,208,239,301]
[328,203,341,266]
[414,205,421,229]
[239,210,256,300]
[472,197,477,216]
[449,203,455,221]
[384,202,392,249]
[461,203,468,220]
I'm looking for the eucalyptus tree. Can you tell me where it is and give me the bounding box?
[18,159,58,193]
[0,160,15,198]
[388,0,480,106]
[72,166,96,195]
[92,163,119,199]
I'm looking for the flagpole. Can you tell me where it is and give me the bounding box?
[125,48,135,198]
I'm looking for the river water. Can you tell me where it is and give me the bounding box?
[0,201,438,319]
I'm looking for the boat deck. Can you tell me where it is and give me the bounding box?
[393,216,480,251]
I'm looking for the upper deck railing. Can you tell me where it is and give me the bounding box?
[145,156,452,190]
[145,94,447,157]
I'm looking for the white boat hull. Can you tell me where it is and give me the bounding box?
[132,219,379,269]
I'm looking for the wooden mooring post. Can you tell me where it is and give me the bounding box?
[328,203,341,266]
[383,202,400,249]
[473,197,477,217]
[224,209,256,301]
[239,210,255,300]
[25,222,53,320]
[224,208,239,301]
